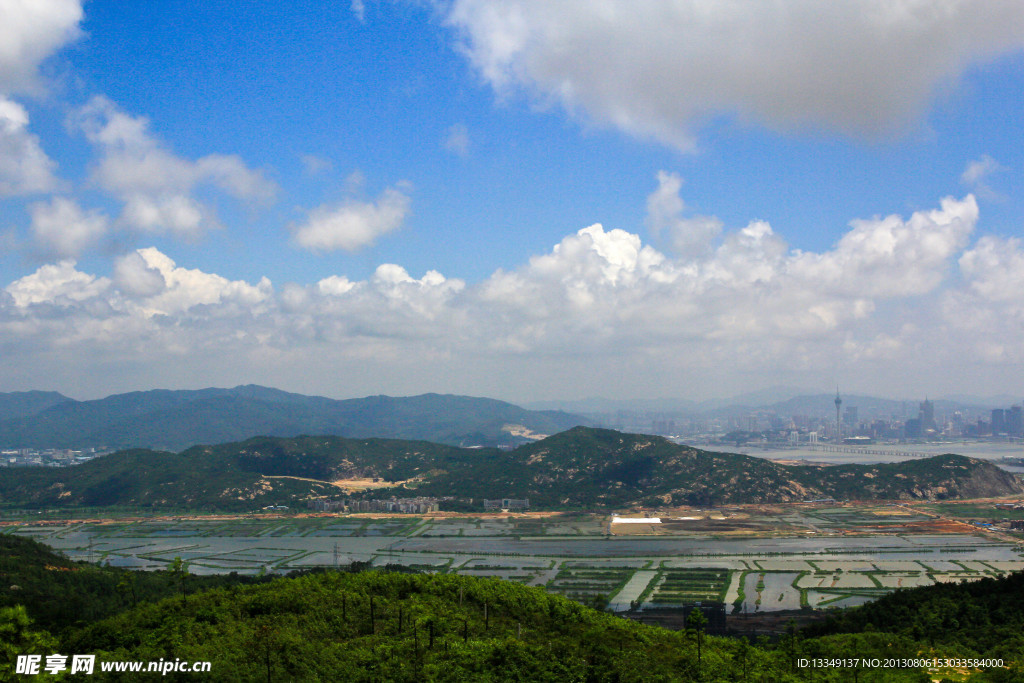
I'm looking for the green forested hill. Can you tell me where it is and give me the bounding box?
[0,386,586,450]
[1,427,1020,512]
[419,427,1023,506]
[63,570,708,682]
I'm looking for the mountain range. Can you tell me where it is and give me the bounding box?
[0,386,586,451]
[5,384,1020,454]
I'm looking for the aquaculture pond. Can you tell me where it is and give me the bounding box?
[5,514,1022,613]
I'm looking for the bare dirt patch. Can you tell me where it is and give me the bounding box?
[869,508,914,516]
[261,475,346,487]
[502,424,548,440]
[328,477,409,492]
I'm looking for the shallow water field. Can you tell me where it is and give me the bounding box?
[5,511,1022,612]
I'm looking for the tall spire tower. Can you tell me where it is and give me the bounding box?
[834,388,842,442]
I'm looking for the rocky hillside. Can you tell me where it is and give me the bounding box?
[434,427,1024,507]
[792,454,1024,502]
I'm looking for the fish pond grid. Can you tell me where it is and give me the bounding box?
[3,509,1023,614]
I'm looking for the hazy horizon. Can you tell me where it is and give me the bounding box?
[4,382,1020,412]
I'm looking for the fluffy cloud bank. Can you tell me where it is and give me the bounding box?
[4,191,1019,399]
[443,0,1024,149]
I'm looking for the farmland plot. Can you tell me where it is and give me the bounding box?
[6,512,1021,611]
[832,573,877,589]
[796,573,832,589]
[876,573,933,589]
[723,571,742,607]
[873,560,926,572]
[760,573,802,611]
[456,569,534,582]
[957,560,997,572]
[608,570,658,612]
[661,558,742,570]
[461,558,552,570]
[564,559,649,570]
[922,560,965,572]
[546,566,633,605]
[811,593,876,609]
[647,569,730,606]
[814,560,877,572]
[756,559,813,571]
[741,572,762,613]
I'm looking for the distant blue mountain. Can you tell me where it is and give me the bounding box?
[0,385,588,451]
[0,390,72,421]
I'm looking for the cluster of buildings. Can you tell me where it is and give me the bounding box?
[307,496,440,513]
[847,400,1024,441]
[0,448,108,467]
[306,496,530,513]
[483,498,530,511]
[600,396,1024,446]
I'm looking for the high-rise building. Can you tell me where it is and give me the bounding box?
[834,390,842,441]
[919,399,936,435]
[843,406,858,427]
[1007,406,1022,436]
[992,408,1007,434]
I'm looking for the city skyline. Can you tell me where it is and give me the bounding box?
[1,2,1024,402]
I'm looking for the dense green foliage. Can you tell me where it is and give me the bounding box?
[2,427,1020,512]
[64,570,718,682]
[0,386,586,451]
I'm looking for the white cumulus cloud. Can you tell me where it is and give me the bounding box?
[29,197,108,258]
[292,186,411,252]
[0,97,59,196]
[787,195,977,297]
[0,193,1016,400]
[126,247,273,316]
[0,0,83,93]
[5,259,109,306]
[645,171,722,258]
[443,0,1024,150]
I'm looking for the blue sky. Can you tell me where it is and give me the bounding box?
[2,0,1024,403]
